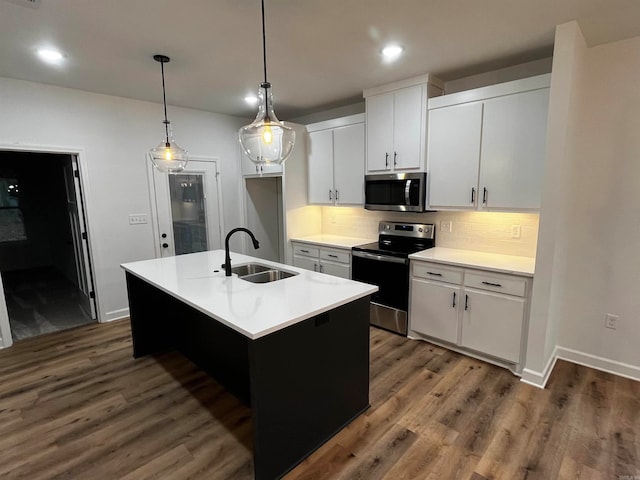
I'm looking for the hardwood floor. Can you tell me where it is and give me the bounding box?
[0,320,638,479]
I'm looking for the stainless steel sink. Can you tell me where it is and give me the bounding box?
[230,263,272,277]
[240,269,298,284]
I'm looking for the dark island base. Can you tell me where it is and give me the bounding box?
[125,273,371,480]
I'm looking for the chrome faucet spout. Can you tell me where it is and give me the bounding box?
[223,228,260,276]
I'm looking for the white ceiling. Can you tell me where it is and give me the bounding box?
[1,0,639,119]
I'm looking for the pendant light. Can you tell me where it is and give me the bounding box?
[149,54,188,173]
[238,0,295,165]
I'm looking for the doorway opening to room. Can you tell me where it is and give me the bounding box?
[0,150,97,342]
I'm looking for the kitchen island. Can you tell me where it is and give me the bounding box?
[121,250,377,480]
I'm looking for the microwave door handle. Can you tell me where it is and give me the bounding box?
[405,180,412,205]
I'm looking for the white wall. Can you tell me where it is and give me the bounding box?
[523,22,588,385]
[526,23,640,385]
[0,76,246,322]
[555,32,640,376]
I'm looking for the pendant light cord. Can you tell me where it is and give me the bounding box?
[261,0,268,84]
[160,60,170,142]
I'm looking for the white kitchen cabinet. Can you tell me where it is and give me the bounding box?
[427,102,483,209]
[409,259,531,373]
[241,152,283,177]
[427,74,550,211]
[410,279,460,344]
[291,241,352,279]
[364,75,443,174]
[479,88,549,210]
[306,114,364,206]
[460,288,525,363]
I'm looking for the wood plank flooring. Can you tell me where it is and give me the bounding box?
[0,319,638,479]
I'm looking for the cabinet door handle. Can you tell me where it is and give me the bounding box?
[465,294,469,311]
[328,254,338,258]
[483,187,488,205]
[385,152,389,168]
[452,292,456,308]
[481,281,503,287]
[393,151,398,167]
[426,271,442,276]
[313,263,317,271]
[471,187,475,204]
[300,249,309,253]
[329,189,333,200]
[335,190,339,201]
[319,264,324,273]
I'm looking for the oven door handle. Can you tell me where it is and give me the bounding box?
[352,251,408,265]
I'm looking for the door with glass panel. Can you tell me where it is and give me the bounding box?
[151,160,222,258]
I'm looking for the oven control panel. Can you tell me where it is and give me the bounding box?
[378,222,434,239]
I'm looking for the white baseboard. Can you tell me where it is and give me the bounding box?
[102,308,129,323]
[556,347,640,383]
[520,346,559,389]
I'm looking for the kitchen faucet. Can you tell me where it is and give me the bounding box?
[223,228,260,276]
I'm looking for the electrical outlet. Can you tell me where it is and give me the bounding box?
[129,213,148,225]
[511,225,521,239]
[441,220,452,233]
[605,313,618,330]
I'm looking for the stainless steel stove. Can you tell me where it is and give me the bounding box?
[352,221,435,335]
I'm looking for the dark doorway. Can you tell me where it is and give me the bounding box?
[0,151,96,341]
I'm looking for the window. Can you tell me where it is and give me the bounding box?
[0,178,26,242]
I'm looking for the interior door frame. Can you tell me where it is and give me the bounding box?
[147,155,225,258]
[0,142,100,348]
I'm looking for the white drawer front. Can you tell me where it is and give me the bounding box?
[464,271,527,297]
[293,244,319,258]
[319,248,350,264]
[413,262,463,284]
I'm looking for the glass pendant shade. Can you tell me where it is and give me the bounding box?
[149,54,188,174]
[239,82,295,165]
[149,130,188,173]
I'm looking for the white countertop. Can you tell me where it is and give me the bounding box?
[290,234,374,249]
[409,247,535,277]
[121,250,377,340]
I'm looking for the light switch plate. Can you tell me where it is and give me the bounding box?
[441,221,452,233]
[129,213,148,225]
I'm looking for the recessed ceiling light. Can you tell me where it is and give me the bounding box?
[381,45,404,60]
[244,95,258,105]
[37,48,65,64]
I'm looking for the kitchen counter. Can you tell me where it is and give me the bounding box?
[121,250,375,480]
[121,250,377,339]
[290,234,374,249]
[409,247,535,277]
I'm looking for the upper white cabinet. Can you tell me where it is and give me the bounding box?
[427,74,550,211]
[364,75,443,174]
[306,114,365,205]
[241,152,283,177]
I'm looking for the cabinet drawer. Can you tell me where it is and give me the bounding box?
[464,271,527,297]
[413,262,463,284]
[319,248,350,264]
[292,244,319,258]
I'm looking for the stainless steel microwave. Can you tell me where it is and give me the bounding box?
[364,172,428,212]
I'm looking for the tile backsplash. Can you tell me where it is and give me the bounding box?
[321,207,539,258]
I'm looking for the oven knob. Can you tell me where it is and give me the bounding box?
[418,228,423,232]
[385,225,390,230]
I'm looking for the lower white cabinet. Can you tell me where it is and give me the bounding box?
[291,242,351,279]
[409,260,530,371]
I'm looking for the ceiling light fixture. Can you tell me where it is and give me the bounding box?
[381,44,404,60]
[37,48,64,64]
[238,0,295,165]
[148,54,188,174]
[244,95,259,105]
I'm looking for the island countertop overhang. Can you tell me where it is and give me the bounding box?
[121,250,378,340]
